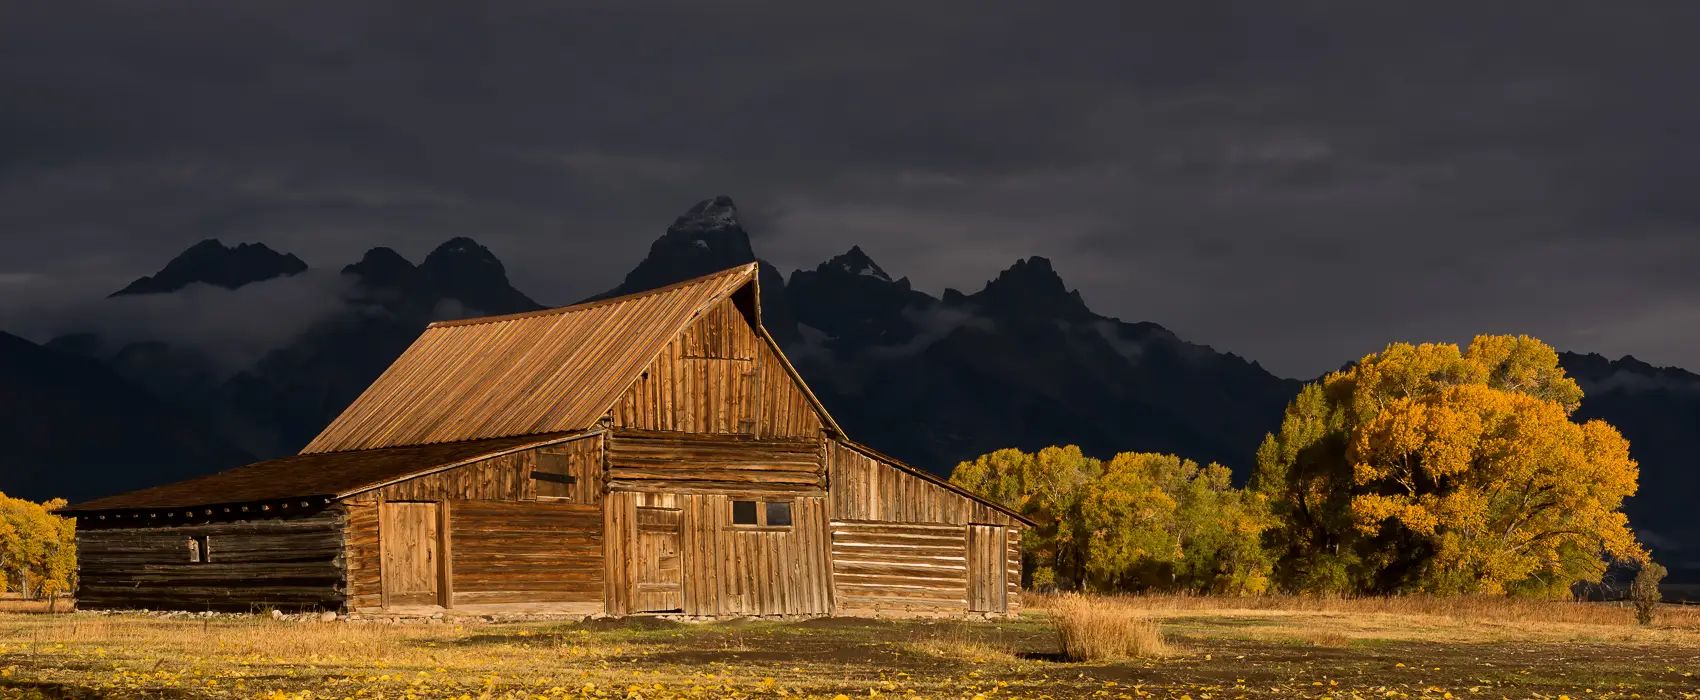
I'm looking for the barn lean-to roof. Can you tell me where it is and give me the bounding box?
[63,431,588,514]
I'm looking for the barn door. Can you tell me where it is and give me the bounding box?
[633,506,683,612]
[382,502,440,607]
[967,524,1008,613]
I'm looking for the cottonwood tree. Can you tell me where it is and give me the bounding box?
[952,446,1271,594]
[952,446,1101,590]
[1254,334,1649,596]
[1080,452,1272,594]
[0,494,77,602]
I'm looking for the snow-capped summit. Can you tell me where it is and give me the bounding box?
[669,195,743,237]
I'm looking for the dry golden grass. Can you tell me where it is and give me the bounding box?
[0,600,67,615]
[3,596,1698,700]
[1047,593,1170,661]
[1029,591,1700,646]
[901,622,1018,663]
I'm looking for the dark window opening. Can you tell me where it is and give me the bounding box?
[732,500,759,525]
[188,535,211,564]
[765,501,793,527]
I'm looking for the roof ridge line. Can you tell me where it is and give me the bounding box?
[427,262,758,329]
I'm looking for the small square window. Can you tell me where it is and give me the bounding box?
[765,501,792,527]
[533,452,578,500]
[732,500,758,525]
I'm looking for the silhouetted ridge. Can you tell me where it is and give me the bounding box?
[962,256,1092,319]
[111,239,307,296]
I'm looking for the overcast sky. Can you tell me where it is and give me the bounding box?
[3,1,1698,378]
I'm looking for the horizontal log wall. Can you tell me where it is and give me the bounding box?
[450,501,603,606]
[830,521,968,615]
[610,297,823,440]
[606,429,824,495]
[826,440,1016,527]
[1006,529,1022,615]
[345,502,382,611]
[77,508,345,612]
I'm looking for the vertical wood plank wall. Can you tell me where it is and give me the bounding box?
[76,508,347,612]
[380,502,440,606]
[610,298,823,439]
[680,494,830,616]
[967,524,1007,612]
[826,441,1016,527]
[605,490,832,617]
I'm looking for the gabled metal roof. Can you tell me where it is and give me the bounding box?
[302,263,789,453]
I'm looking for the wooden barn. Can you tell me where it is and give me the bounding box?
[64,263,1031,619]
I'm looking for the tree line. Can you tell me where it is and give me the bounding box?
[0,493,76,601]
[952,335,1664,598]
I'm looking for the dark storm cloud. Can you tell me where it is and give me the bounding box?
[3,0,1699,376]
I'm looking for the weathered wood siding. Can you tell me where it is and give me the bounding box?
[341,436,607,612]
[380,502,441,606]
[605,491,831,617]
[826,440,1018,527]
[967,524,1007,612]
[606,430,824,496]
[830,521,968,615]
[610,297,823,439]
[450,501,603,607]
[535,437,604,505]
[1006,529,1023,615]
[344,502,382,611]
[347,435,602,505]
[77,508,345,612]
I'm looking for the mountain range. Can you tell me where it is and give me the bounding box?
[2,196,1694,578]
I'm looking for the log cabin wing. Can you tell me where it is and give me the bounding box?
[64,263,1033,617]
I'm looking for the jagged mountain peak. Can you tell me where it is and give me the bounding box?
[111,239,307,297]
[1559,351,1700,395]
[341,246,418,294]
[822,245,894,282]
[604,196,760,299]
[413,238,540,314]
[422,237,504,270]
[672,195,743,236]
[965,256,1092,318]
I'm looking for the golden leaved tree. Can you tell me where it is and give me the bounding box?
[0,493,77,601]
[1080,453,1273,594]
[952,447,1271,594]
[1254,334,1648,596]
[951,445,1099,589]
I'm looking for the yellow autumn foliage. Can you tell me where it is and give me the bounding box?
[0,493,76,600]
[1255,334,1649,596]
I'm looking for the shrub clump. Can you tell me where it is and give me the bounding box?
[1048,594,1168,661]
[1630,560,1666,626]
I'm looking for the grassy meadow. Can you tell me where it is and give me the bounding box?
[2,596,1698,700]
